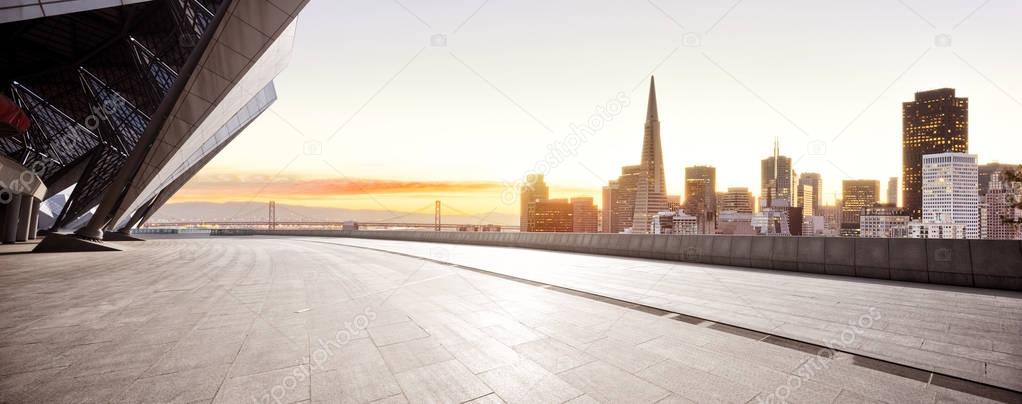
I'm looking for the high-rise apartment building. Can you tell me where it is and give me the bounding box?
[631,77,669,233]
[887,177,898,206]
[860,204,910,238]
[721,187,754,214]
[604,165,642,233]
[983,171,1022,240]
[797,173,822,214]
[761,138,794,207]
[903,88,968,219]
[922,152,979,239]
[519,174,548,231]
[570,197,599,233]
[841,180,880,237]
[979,163,1016,196]
[601,181,618,233]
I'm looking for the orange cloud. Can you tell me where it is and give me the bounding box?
[173,174,507,201]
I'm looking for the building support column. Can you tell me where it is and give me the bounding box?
[16,194,32,242]
[28,197,40,240]
[3,194,22,244]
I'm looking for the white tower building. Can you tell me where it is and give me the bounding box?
[921,152,979,239]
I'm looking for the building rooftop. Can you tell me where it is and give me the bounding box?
[1,236,1019,402]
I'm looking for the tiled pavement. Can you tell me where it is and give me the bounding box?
[324,237,1022,393]
[0,237,1018,403]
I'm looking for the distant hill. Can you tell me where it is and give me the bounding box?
[148,201,518,226]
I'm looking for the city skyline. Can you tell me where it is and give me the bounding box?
[169,0,1021,217]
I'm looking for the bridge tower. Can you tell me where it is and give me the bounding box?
[434,200,441,232]
[269,201,277,230]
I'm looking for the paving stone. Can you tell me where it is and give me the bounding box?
[394,360,492,404]
[559,361,669,404]
[214,365,310,404]
[378,337,454,373]
[477,359,582,403]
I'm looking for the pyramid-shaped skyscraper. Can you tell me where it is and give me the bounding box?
[631,77,669,233]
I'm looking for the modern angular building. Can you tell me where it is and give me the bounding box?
[1,0,308,249]
[922,152,979,239]
[630,77,668,234]
[902,89,968,219]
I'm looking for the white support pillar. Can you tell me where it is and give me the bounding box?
[16,194,32,242]
[3,194,22,244]
[28,197,40,240]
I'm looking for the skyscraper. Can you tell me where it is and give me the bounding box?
[631,77,668,233]
[922,152,979,239]
[887,177,898,206]
[903,88,968,219]
[721,187,755,214]
[606,165,641,233]
[527,199,573,232]
[761,138,794,207]
[841,180,880,237]
[797,173,822,214]
[684,165,716,214]
[601,181,618,233]
[570,197,599,233]
[979,163,1016,197]
[519,174,548,231]
[983,170,1022,240]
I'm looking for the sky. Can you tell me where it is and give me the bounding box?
[171,0,1022,222]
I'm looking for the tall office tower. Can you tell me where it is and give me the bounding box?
[887,177,898,206]
[797,173,822,214]
[983,171,1022,240]
[903,88,968,219]
[570,197,599,233]
[841,180,880,237]
[761,138,794,207]
[607,165,641,233]
[684,165,716,213]
[799,185,815,217]
[601,181,618,233]
[519,174,549,232]
[979,163,1016,196]
[631,77,669,233]
[721,187,755,214]
[527,199,573,232]
[922,153,979,239]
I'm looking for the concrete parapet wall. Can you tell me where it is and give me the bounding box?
[211,229,1022,291]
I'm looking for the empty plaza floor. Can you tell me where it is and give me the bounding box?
[0,236,1020,403]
